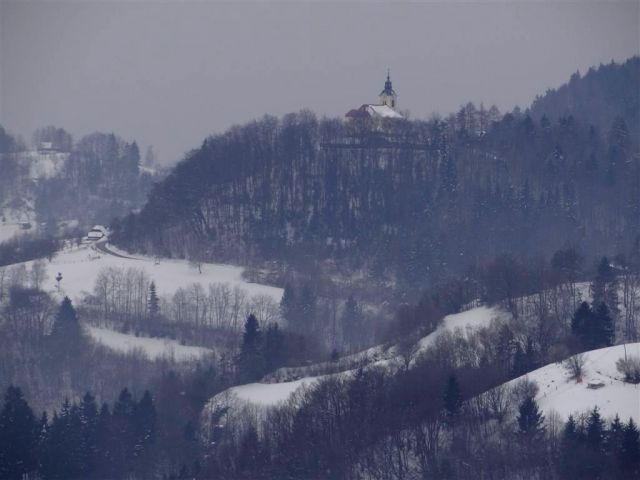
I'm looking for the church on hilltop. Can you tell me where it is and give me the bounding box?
[345,71,404,121]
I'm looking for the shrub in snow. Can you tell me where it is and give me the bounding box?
[563,353,586,381]
[510,378,539,405]
[616,355,640,384]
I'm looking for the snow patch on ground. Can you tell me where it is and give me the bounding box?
[87,326,213,361]
[507,343,640,422]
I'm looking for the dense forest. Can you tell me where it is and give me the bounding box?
[114,58,640,301]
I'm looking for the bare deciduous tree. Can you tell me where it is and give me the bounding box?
[563,353,586,381]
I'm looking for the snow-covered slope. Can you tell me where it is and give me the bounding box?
[226,377,321,407]
[507,343,640,422]
[210,304,510,416]
[265,305,510,383]
[88,326,214,361]
[416,306,509,352]
[14,243,283,303]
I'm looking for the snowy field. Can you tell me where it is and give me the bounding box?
[507,343,640,422]
[14,243,283,303]
[88,326,214,361]
[415,306,509,352]
[227,377,321,406]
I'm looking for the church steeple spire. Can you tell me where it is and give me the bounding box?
[379,69,397,109]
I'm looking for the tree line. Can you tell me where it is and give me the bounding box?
[0,385,156,480]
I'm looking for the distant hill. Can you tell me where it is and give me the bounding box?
[113,58,640,292]
[0,127,159,239]
[530,56,639,138]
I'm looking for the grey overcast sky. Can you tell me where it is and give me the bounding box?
[1,1,638,164]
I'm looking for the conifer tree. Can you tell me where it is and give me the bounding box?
[79,392,99,476]
[238,314,264,382]
[112,388,136,475]
[133,390,156,457]
[0,386,37,480]
[558,415,582,479]
[593,302,615,347]
[517,396,545,439]
[591,256,620,320]
[443,375,462,422]
[571,301,593,346]
[607,414,625,472]
[95,403,113,476]
[36,411,49,474]
[49,296,85,365]
[148,281,160,322]
[584,407,606,478]
[620,418,640,477]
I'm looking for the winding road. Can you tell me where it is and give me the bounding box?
[94,239,138,260]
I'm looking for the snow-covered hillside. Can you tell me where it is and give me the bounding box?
[208,304,510,416]
[226,377,321,407]
[88,326,214,361]
[15,243,283,303]
[265,305,510,383]
[415,305,510,351]
[507,343,640,422]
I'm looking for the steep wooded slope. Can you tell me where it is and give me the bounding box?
[114,59,640,288]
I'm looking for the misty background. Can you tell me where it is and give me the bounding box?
[1,0,638,164]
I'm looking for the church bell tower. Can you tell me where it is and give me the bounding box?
[379,69,397,109]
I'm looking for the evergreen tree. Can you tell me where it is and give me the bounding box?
[95,403,113,477]
[607,414,625,472]
[620,418,640,477]
[591,256,620,320]
[443,375,462,422]
[593,302,615,347]
[517,396,545,439]
[36,411,50,475]
[148,281,160,321]
[571,301,593,343]
[238,314,264,382]
[44,398,84,479]
[558,415,583,479]
[49,297,85,365]
[133,390,156,457]
[111,388,136,475]
[0,386,37,480]
[237,425,263,477]
[584,407,606,478]
[79,392,99,476]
